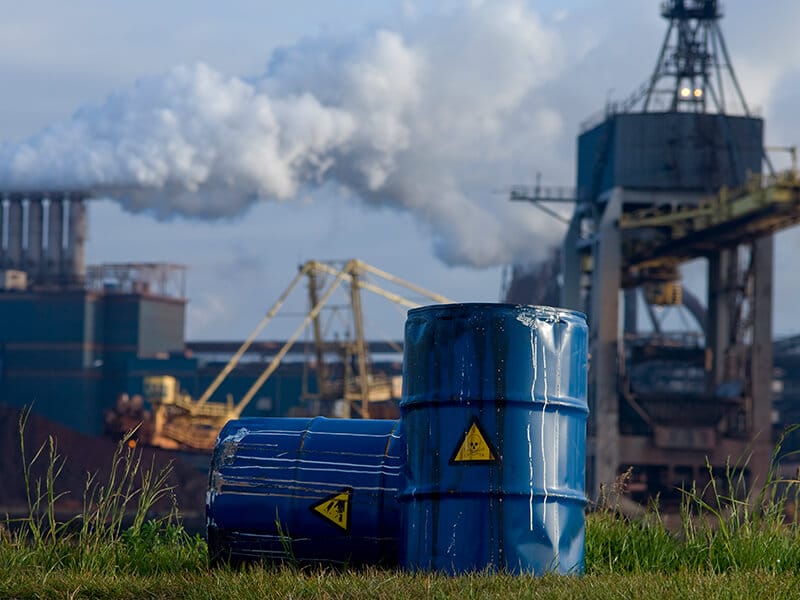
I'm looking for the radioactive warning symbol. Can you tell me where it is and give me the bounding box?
[449,418,499,465]
[310,488,352,532]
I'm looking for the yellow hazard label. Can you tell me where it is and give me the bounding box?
[310,488,351,532]
[450,419,498,464]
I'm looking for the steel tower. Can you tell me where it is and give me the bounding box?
[643,0,749,114]
[563,0,772,500]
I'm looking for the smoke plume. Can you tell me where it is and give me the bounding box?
[0,1,568,267]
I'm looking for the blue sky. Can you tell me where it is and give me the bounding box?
[2,1,799,341]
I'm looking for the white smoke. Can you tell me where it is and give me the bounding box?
[0,0,568,267]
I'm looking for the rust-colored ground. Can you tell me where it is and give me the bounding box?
[0,406,208,519]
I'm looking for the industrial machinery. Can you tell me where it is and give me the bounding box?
[125,259,452,451]
[567,0,799,500]
[508,0,800,501]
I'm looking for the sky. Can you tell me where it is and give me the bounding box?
[1,0,799,342]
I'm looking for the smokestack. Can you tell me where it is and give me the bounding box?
[65,196,87,282]
[26,196,43,280]
[0,195,5,269]
[46,197,63,281]
[6,197,23,270]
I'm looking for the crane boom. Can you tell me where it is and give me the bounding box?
[232,261,350,417]
[355,259,454,304]
[138,258,455,451]
[312,259,453,307]
[195,261,314,407]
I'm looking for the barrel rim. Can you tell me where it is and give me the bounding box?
[406,302,587,321]
[399,395,590,412]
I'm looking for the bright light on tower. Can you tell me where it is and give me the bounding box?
[693,88,703,98]
[680,87,692,98]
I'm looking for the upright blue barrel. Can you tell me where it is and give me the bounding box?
[207,417,404,566]
[400,303,588,574]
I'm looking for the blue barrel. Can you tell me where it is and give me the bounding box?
[207,417,404,566]
[400,303,588,574]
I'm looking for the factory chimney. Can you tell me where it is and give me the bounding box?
[6,196,23,271]
[64,196,87,283]
[0,191,89,288]
[25,196,44,280]
[45,195,64,282]
[0,195,5,269]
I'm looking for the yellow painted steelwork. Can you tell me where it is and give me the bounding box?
[141,259,453,451]
[620,171,800,274]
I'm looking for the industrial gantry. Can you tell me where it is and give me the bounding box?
[557,0,800,500]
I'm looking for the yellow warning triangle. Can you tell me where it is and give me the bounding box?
[451,421,497,463]
[311,489,351,532]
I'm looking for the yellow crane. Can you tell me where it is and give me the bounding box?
[141,259,453,450]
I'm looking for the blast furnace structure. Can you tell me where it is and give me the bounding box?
[555,1,796,498]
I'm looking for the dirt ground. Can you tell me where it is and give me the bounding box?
[0,406,208,521]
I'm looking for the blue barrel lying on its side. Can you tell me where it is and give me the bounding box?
[400,303,589,575]
[207,417,404,566]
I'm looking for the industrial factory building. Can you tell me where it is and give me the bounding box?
[0,195,401,440]
[0,192,181,432]
[0,192,317,435]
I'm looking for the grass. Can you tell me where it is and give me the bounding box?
[6,414,800,598]
[7,569,800,600]
[588,428,800,576]
[2,407,206,578]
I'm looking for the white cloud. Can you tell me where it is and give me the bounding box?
[0,0,571,268]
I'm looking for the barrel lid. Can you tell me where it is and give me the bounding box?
[407,303,586,324]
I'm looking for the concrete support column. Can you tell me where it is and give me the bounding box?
[706,248,735,391]
[561,207,584,311]
[749,235,773,489]
[589,188,623,498]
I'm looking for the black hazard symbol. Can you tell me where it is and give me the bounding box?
[449,417,499,465]
[310,488,352,532]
